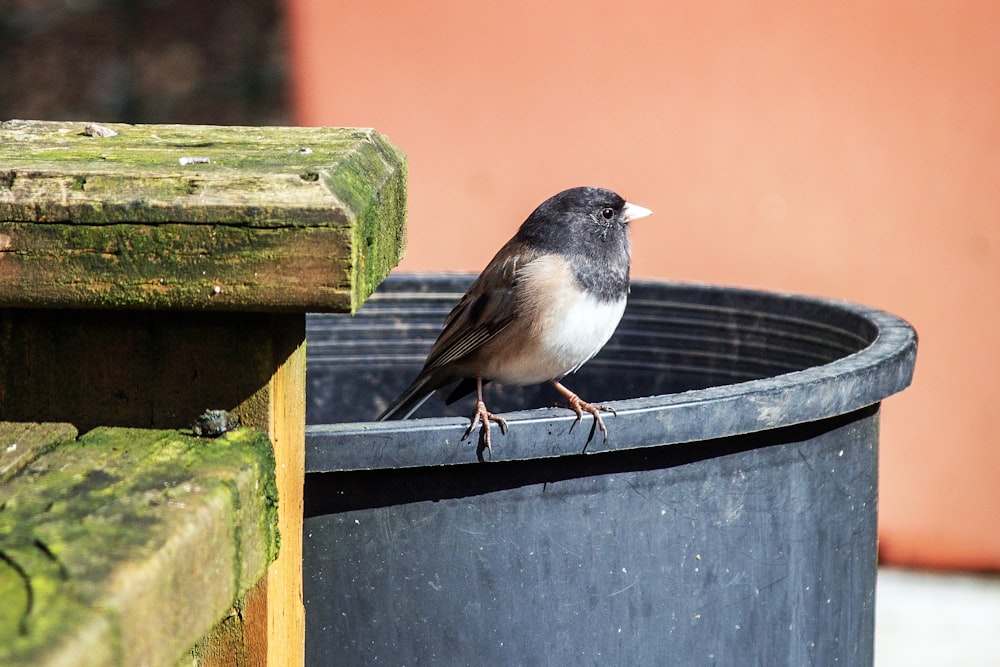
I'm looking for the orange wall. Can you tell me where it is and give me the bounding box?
[286,0,1000,570]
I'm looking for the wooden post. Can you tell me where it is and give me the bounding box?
[0,120,406,666]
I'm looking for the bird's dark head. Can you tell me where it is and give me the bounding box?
[516,186,652,253]
[515,187,652,301]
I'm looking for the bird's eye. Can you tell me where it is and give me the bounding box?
[601,208,615,220]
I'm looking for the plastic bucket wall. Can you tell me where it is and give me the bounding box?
[302,274,916,665]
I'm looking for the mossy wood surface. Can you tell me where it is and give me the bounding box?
[0,311,307,663]
[0,119,406,313]
[0,424,278,667]
[0,421,77,484]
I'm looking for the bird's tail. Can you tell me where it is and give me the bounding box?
[376,373,436,421]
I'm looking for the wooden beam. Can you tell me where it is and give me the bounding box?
[0,424,279,667]
[0,120,406,313]
[0,120,407,666]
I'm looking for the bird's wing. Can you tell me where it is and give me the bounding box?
[422,241,538,372]
[376,242,540,421]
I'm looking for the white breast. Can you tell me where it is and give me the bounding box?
[483,255,627,385]
[535,290,626,376]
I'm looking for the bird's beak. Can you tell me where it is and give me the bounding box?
[622,202,653,223]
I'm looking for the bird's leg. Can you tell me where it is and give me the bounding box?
[463,376,508,454]
[551,380,616,444]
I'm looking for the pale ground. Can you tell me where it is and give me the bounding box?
[876,567,1000,667]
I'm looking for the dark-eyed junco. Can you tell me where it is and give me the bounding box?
[376,186,652,450]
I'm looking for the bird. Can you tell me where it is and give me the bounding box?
[376,186,652,451]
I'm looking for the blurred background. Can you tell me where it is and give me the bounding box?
[3,0,998,663]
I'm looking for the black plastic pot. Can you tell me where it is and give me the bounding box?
[303,274,916,666]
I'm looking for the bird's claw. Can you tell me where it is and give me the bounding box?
[560,397,616,444]
[464,399,508,455]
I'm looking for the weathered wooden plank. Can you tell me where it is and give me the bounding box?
[0,309,310,663]
[0,425,279,667]
[0,422,77,484]
[0,120,407,313]
[0,309,310,666]
[0,119,407,664]
[0,310,290,431]
[0,222,355,311]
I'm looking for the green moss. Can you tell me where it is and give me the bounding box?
[0,122,407,313]
[0,424,279,665]
[0,120,363,176]
[321,130,408,312]
[0,422,78,484]
[1,220,357,311]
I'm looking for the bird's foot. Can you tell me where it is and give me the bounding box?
[464,399,508,455]
[552,381,615,445]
